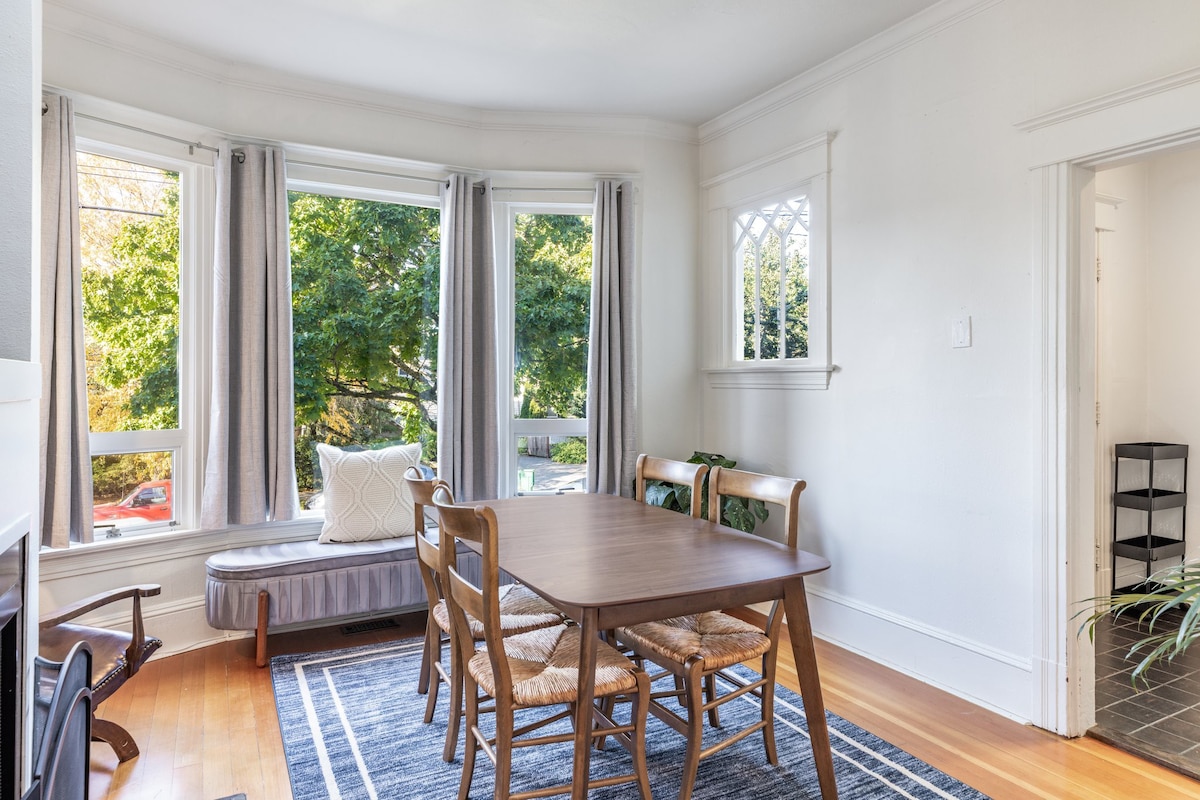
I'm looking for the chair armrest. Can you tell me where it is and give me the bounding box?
[40,585,162,630]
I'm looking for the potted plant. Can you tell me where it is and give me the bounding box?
[1080,561,1200,684]
[641,451,769,534]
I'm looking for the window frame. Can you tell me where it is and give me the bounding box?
[285,157,443,517]
[492,190,595,497]
[702,134,832,390]
[75,135,211,538]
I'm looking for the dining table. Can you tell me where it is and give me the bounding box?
[479,492,837,800]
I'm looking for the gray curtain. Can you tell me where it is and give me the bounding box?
[437,175,498,501]
[201,144,299,528]
[587,180,636,497]
[39,93,94,548]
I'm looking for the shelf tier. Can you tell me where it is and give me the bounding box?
[1114,535,1187,562]
[1113,489,1187,512]
[1115,442,1189,460]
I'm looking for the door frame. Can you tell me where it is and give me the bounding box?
[1029,82,1200,733]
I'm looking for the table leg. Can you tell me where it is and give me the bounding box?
[782,577,839,799]
[572,607,599,800]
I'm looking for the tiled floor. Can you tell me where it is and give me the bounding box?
[1092,607,1200,779]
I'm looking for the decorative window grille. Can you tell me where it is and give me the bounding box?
[734,195,810,361]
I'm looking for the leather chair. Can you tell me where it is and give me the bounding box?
[39,584,162,762]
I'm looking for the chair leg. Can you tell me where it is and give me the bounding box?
[458,678,479,800]
[761,650,780,766]
[424,622,444,724]
[494,705,514,800]
[631,671,654,800]
[92,717,139,763]
[418,616,435,695]
[704,673,721,727]
[443,636,464,763]
[678,660,706,800]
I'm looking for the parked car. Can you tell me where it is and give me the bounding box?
[93,479,172,524]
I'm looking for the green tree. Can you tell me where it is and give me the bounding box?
[79,158,181,502]
[742,228,809,360]
[513,213,592,419]
[289,193,441,490]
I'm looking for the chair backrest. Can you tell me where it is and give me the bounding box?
[432,487,513,698]
[707,466,806,548]
[405,466,453,602]
[28,642,92,800]
[634,454,709,518]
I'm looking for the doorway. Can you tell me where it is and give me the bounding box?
[1087,149,1200,774]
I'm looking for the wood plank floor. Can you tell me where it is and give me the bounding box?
[86,612,1200,800]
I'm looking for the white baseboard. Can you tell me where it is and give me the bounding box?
[804,586,1033,724]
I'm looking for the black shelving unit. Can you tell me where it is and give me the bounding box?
[1112,441,1188,592]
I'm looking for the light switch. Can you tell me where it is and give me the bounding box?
[951,314,972,349]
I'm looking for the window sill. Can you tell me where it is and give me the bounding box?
[39,517,324,580]
[703,363,835,390]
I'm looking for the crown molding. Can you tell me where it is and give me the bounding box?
[698,0,1004,144]
[43,2,697,145]
[1015,65,1200,133]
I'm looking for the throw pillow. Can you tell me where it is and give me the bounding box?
[316,442,422,543]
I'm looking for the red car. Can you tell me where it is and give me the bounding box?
[93,479,173,524]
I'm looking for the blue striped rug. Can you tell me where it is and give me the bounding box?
[271,638,990,799]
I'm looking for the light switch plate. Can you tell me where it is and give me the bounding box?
[952,314,972,348]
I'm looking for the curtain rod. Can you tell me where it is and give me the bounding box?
[75,112,219,155]
[287,159,601,194]
[287,159,444,185]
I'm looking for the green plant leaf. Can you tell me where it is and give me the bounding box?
[643,482,678,511]
[723,497,756,532]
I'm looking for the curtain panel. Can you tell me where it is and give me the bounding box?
[39,93,94,548]
[437,175,499,501]
[587,180,636,497]
[201,144,299,528]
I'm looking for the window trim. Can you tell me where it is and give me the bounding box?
[76,137,210,537]
[286,161,443,517]
[702,133,833,390]
[493,194,594,497]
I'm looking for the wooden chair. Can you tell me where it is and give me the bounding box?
[39,584,162,762]
[634,453,709,518]
[405,467,563,763]
[26,642,92,800]
[433,487,653,800]
[617,466,806,800]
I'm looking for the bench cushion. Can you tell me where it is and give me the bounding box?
[205,537,424,631]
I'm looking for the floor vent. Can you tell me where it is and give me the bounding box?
[340,618,399,636]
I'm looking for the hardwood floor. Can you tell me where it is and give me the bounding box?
[86,612,1200,800]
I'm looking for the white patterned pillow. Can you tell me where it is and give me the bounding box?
[316,442,422,543]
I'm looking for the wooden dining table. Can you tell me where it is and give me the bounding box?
[479,492,837,800]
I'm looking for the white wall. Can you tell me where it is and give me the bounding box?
[0,0,40,789]
[1095,162,1153,591]
[696,0,1200,723]
[39,9,700,656]
[1096,151,1200,589]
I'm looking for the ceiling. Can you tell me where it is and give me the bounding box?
[51,0,943,125]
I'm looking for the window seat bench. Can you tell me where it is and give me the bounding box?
[205,537,426,667]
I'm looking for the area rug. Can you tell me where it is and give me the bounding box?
[271,638,990,799]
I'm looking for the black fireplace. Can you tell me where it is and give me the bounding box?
[0,536,24,800]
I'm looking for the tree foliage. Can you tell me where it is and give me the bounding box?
[289,193,440,490]
[513,213,592,419]
[740,211,809,360]
[78,154,180,501]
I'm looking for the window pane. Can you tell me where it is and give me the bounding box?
[91,452,174,532]
[516,436,587,493]
[78,153,181,432]
[513,214,592,420]
[735,196,809,361]
[289,192,440,504]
